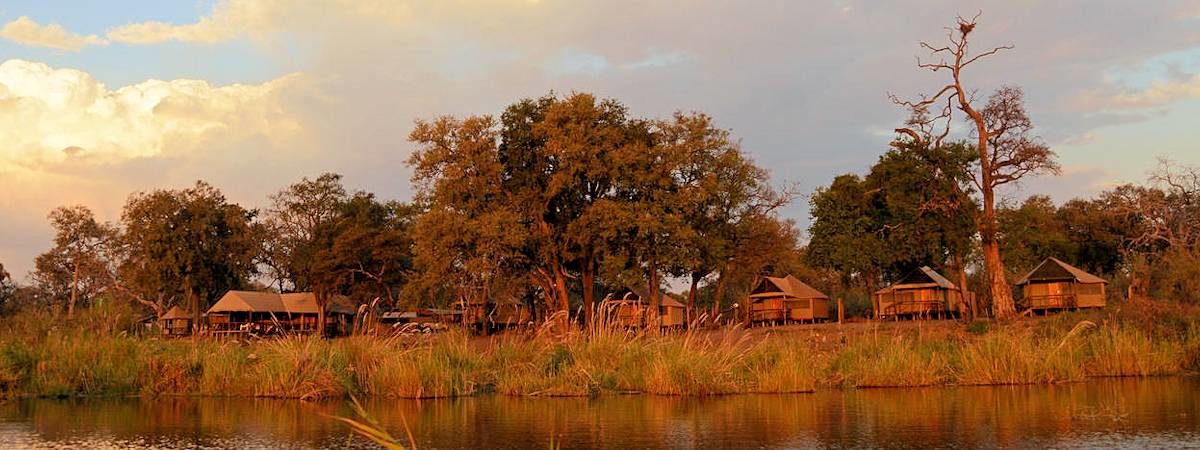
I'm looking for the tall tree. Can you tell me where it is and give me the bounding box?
[311,193,416,307]
[32,206,117,317]
[807,174,885,290]
[657,112,790,321]
[1057,197,1127,277]
[262,173,350,335]
[892,15,1059,318]
[998,196,1075,276]
[409,115,537,314]
[263,173,348,292]
[1108,161,1200,301]
[866,143,977,281]
[120,181,260,331]
[533,94,630,325]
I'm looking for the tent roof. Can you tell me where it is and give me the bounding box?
[1015,257,1107,285]
[875,266,957,294]
[605,287,685,308]
[207,291,356,315]
[159,305,191,321]
[749,275,828,300]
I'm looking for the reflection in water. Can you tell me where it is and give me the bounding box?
[1,377,1197,449]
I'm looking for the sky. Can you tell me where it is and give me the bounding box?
[1,0,1199,279]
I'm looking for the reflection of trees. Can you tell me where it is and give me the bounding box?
[1,378,1196,447]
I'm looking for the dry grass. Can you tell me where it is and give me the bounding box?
[0,301,1196,399]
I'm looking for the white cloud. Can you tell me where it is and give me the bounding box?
[0,59,314,277]
[0,59,306,167]
[1078,73,1200,110]
[0,16,108,51]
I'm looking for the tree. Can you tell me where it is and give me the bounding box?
[1107,160,1200,301]
[120,181,260,330]
[1057,197,1127,277]
[408,114,537,315]
[32,206,117,317]
[714,214,805,319]
[807,174,885,290]
[532,94,631,325]
[656,112,790,322]
[866,143,977,282]
[410,93,647,324]
[0,262,15,312]
[261,173,352,335]
[892,14,1060,318]
[262,173,349,292]
[997,196,1075,277]
[311,193,416,308]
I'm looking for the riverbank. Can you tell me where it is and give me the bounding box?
[0,300,1196,399]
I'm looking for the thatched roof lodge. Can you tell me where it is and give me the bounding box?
[601,288,686,329]
[158,306,193,337]
[748,275,830,324]
[206,291,356,336]
[1015,257,1107,311]
[873,266,964,320]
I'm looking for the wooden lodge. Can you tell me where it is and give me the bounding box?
[748,275,830,325]
[455,295,533,330]
[873,266,964,320]
[601,288,686,329]
[206,291,356,336]
[1015,257,1107,311]
[158,306,193,337]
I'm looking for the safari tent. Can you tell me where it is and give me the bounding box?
[1015,257,1107,311]
[158,306,193,337]
[873,266,964,320]
[600,288,686,329]
[748,275,830,324]
[455,294,533,330]
[206,291,356,336]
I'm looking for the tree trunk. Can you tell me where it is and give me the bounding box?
[686,271,702,324]
[952,254,973,321]
[581,257,596,329]
[550,263,570,330]
[68,264,79,318]
[979,187,1016,318]
[187,285,199,339]
[712,265,728,319]
[317,292,328,338]
[647,257,660,329]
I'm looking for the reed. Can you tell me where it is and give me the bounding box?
[0,302,1196,399]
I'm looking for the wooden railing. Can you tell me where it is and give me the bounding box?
[1020,294,1077,310]
[879,300,947,318]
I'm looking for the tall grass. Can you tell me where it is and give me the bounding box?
[0,302,1196,399]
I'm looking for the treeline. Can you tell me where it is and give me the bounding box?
[807,153,1200,311]
[0,92,806,323]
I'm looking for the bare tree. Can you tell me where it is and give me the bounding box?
[892,14,1059,318]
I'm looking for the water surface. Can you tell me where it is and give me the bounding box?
[1,377,1197,449]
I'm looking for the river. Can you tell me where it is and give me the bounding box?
[0,377,1197,449]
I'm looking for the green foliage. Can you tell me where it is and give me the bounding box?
[408,92,792,318]
[807,143,976,296]
[998,196,1076,276]
[32,205,118,313]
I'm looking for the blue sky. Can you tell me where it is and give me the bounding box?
[1,0,1199,278]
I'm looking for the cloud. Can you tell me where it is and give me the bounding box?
[0,59,315,276]
[0,59,306,168]
[620,51,692,70]
[0,16,108,51]
[1076,73,1200,110]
